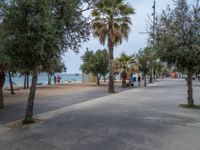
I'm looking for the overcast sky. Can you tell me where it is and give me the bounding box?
[63,0,193,74]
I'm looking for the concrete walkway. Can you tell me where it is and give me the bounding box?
[0,83,129,124]
[0,79,200,150]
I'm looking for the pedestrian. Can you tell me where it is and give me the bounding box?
[138,75,141,87]
[57,75,61,84]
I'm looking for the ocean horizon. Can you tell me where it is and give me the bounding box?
[4,73,82,87]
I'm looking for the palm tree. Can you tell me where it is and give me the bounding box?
[116,52,135,69]
[91,0,134,92]
[116,52,135,87]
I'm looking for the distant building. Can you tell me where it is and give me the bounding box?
[82,73,96,82]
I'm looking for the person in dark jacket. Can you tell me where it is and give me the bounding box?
[138,75,141,87]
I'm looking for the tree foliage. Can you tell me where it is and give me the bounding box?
[137,48,151,87]
[137,49,150,75]
[81,48,109,85]
[116,52,135,70]
[155,0,200,105]
[0,0,95,121]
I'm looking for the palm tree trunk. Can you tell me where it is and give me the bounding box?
[121,77,126,88]
[187,70,194,105]
[108,38,115,93]
[8,72,15,95]
[0,71,5,108]
[22,64,39,124]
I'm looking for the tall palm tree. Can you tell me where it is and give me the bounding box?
[91,0,134,92]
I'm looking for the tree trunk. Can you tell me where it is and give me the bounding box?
[149,68,153,84]
[144,75,147,87]
[96,74,100,85]
[103,75,106,82]
[27,74,29,88]
[187,70,194,105]
[24,75,27,89]
[153,69,156,80]
[48,73,52,85]
[0,71,5,108]
[8,72,15,95]
[108,38,115,93]
[96,74,102,85]
[121,75,126,88]
[22,64,39,124]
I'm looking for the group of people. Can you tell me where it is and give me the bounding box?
[120,65,141,85]
[120,67,141,87]
[54,75,62,84]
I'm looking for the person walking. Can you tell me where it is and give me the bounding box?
[138,75,141,87]
[57,75,61,84]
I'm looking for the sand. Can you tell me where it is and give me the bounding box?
[4,82,108,102]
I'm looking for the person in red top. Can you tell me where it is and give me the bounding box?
[57,75,61,84]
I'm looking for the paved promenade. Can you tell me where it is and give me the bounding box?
[0,79,200,150]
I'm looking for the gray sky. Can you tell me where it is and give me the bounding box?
[63,0,192,73]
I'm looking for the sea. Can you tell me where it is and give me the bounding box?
[4,73,82,87]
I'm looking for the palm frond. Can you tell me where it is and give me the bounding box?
[91,0,134,47]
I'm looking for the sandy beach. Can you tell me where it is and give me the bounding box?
[4,82,109,102]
